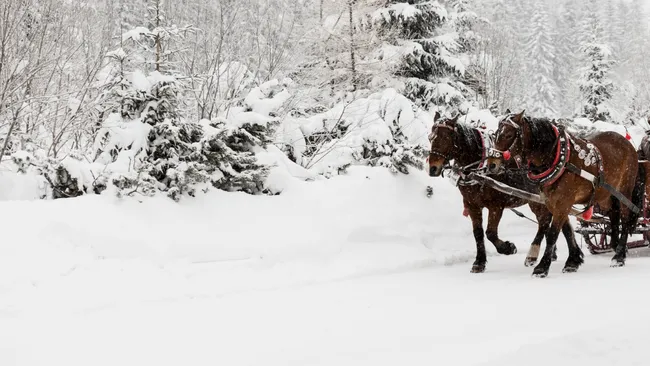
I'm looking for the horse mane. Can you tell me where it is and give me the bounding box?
[525,117,557,153]
[554,118,595,139]
[454,121,482,152]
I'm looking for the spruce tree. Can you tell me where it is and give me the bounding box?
[553,0,582,117]
[522,1,558,116]
[370,0,471,113]
[579,0,615,122]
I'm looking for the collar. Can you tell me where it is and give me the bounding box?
[477,129,492,170]
[527,125,570,186]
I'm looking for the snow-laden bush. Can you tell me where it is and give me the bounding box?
[91,78,286,201]
[277,88,430,175]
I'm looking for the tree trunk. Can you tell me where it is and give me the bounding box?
[348,0,357,91]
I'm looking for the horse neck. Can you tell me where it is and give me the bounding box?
[527,121,558,167]
[453,128,483,166]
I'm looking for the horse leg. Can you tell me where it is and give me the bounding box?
[612,164,646,267]
[468,206,487,273]
[612,203,633,267]
[561,220,584,273]
[485,207,517,255]
[525,206,552,267]
[533,208,571,278]
[609,198,621,254]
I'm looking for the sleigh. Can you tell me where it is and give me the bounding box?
[574,161,650,254]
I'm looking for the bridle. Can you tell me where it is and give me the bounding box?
[489,115,525,167]
[428,123,457,161]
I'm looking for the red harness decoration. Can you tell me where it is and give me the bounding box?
[527,125,570,187]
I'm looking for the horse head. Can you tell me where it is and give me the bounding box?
[487,110,527,174]
[428,112,460,177]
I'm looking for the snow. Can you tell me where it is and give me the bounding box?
[288,88,431,173]
[243,80,291,116]
[4,164,650,365]
[373,3,422,23]
[6,112,650,364]
[106,47,126,60]
[93,113,152,168]
[122,26,152,42]
[67,97,81,114]
[128,70,151,91]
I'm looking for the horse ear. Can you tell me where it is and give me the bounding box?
[434,111,441,123]
[505,109,511,114]
[512,110,525,124]
[446,113,460,126]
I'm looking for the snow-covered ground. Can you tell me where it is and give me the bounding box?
[2,166,650,365]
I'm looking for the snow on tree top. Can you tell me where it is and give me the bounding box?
[122,27,152,42]
[127,70,177,92]
[373,3,422,23]
[106,48,127,60]
[244,80,292,116]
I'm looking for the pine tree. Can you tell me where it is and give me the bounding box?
[449,0,486,102]
[522,1,558,116]
[370,0,472,113]
[93,0,210,200]
[616,0,650,121]
[579,0,615,122]
[553,0,582,116]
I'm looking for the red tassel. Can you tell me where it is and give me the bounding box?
[626,131,631,141]
[503,150,511,161]
[463,207,470,217]
[582,206,594,221]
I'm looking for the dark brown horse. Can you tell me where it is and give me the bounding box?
[428,113,575,273]
[487,111,645,277]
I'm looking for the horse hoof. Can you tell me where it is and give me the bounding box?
[524,257,537,267]
[532,267,549,278]
[532,272,548,278]
[610,259,625,268]
[498,241,517,255]
[471,264,486,273]
[562,266,578,273]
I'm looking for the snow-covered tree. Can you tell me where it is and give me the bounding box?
[93,0,279,200]
[522,1,558,116]
[579,1,615,122]
[579,42,615,122]
[369,0,472,113]
[553,0,582,116]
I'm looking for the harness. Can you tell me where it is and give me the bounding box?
[428,124,455,162]
[490,116,640,215]
[526,125,570,187]
[429,124,491,187]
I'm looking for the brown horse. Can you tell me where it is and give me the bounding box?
[428,113,575,273]
[487,111,645,277]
